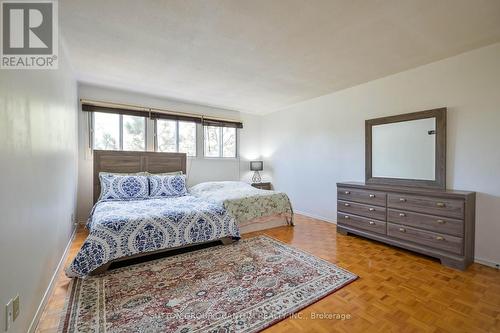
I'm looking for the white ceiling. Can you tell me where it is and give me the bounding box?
[61,0,500,114]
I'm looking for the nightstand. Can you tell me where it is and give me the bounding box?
[251,182,272,190]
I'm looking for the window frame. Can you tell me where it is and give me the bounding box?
[203,125,238,159]
[91,112,148,151]
[154,119,197,157]
[89,112,239,159]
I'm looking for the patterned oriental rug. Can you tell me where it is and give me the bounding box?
[60,236,357,332]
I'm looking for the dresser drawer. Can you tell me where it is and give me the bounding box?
[338,200,386,221]
[387,223,463,255]
[338,187,386,206]
[337,212,386,235]
[387,193,464,219]
[387,209,463,237]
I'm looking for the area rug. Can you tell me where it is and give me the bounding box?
[59,236,357,332]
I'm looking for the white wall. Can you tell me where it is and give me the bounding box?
[261,43,500,266]
[0,46,78,332]
[76,84,262,221]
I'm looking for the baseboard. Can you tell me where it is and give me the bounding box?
[27,227,77,333]
[294,210,337,224]
[474,257,500,269]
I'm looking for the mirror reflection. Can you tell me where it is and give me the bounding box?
[372,117,436,180]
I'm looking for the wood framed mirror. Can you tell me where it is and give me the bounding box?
[366,108,446,189]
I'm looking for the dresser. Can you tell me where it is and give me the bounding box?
[337,182,475,270]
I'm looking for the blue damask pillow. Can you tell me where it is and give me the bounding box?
[149,174,187,198]
[98,173,149,201]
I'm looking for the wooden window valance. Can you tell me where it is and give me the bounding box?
[81,103,148,118]
[150,112,202,123]
[81,99,243,128]
[202,118,244,129]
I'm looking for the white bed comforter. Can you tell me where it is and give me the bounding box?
[189,181,293,224]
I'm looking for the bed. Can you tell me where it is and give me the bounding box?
[66,151,293,278]
[66,196,239,277]
[189,181,294,233]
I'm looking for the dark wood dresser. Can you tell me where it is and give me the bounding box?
[337,182,475,270]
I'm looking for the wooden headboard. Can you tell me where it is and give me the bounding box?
[93,150,187,204]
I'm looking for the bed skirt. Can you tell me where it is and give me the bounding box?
[239,213,293,234]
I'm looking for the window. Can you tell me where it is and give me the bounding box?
[92,112,146,151]
[156,119,176,153]
[123,115,146,151]
[156,119,196,156]
[204,126,237,158]
[88,104,241,157]
[179,121,197,156]
[222,127,236,157]
[93,112,119,150]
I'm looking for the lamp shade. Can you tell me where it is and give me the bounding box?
[250,161,263,171]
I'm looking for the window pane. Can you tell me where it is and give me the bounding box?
[204,126,220,157]
[178,121,196,156]
[222,127,236,157]
[123,115,146,151]
[94,112,119,150]
[157,119,177,152]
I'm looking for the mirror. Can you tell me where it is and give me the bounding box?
[372,117,436,180]
[366,108,446,189]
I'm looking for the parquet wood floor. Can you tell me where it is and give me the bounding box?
[36,215,500,332]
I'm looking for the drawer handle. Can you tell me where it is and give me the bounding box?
[344,215,350,219]
[436,219,446,224]
[435,236,445,241]
[399,228,406,233]
[399,213,406,217]
[369,194,376,198]
[369,221,375,225]
[399,198,407,202]
[369,208,375,212]
[436,202,446,208]
[344,203,350,207]
[344,191,350,195]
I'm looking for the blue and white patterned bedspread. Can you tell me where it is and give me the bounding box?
[66,196,240,278]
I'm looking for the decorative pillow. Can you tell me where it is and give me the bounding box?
[98,173,149,201]
[149,174,187,198]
